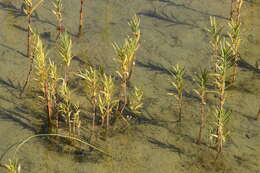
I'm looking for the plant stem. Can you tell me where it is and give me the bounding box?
[64,66,68,83]
[27,10,32,58]
[197,93,205,144]
[78,0,84,37]
[20,54,34,97]
[92,101,96,131]
[106,111,109,129]
[119,80,127,113]
[232,61,238,82]
[179,94,183,122]
[256,109,260,120]
[230,0,243,22]
[230,0,236,21]
[20,4,32,96]
[44,81,52,125]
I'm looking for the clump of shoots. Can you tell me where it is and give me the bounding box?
[33,32,53,125]
[168,64,185,122]
[52,0,64,39]
[58,80,72,133]
[193,68,210,144]
[58,79,81,136]
[209,108,231,160]
[228,19,241,83]
[33,31,60,128]
[78,67,100,132]
[113,14,141,111]
[230,0,244,23]
[129,86,143,115]
[58,33,73,82]
[98,74,118,129]
[78,0,85,37]
[0,160,21,173]
[207,16,222,72]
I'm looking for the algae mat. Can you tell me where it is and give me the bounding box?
[0,0,259,172]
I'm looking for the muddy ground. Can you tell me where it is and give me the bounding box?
[0,0,259,172]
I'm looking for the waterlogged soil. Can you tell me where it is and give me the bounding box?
[0,0,259,172]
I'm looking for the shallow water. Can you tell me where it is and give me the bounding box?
[0,0,259,172]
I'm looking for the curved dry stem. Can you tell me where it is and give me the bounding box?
[12,134,111,160]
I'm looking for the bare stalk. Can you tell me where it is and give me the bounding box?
[78,0,84,37]
[256,108,260,120]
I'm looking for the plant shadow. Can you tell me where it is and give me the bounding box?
[0,43,27,58]
[237,59,260,73]
[152,0,228,20]
[147,137,184,155]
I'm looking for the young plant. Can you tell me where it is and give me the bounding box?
[207,16,222,72]
[58,33,73,82]
[98,74,118,129]
[168,64,185,122]
[193,68,210,144]
[228,19,241,82]
[20,0,44,95]
[209,40,233,158]
[113,14,141,111]
[78,67,100,131]
[52,0,64,39]
[78,0,84,37]
[0,160,21,173]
